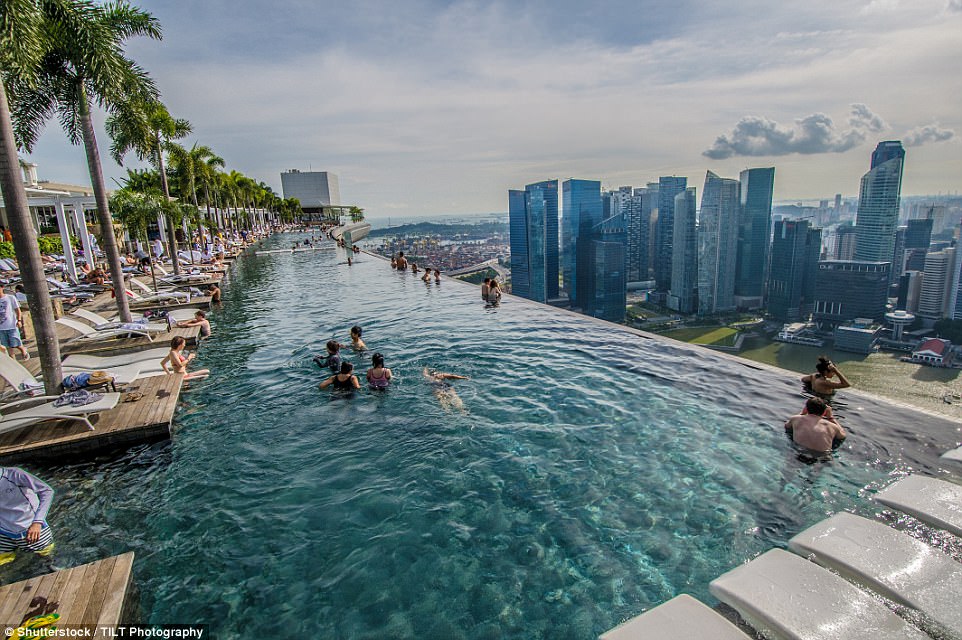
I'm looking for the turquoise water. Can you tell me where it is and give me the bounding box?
[6,233,960,638]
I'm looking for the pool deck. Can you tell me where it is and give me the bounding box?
[0,371,185,465]
[0,552,135,634]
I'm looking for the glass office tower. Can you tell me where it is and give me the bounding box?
[668,187,698,314]
[734,167,775,308]
[697,171,740,315]
[561,179,602,305]
[654,176,688,292]
[508,180,559,303]
[854,141,904,263]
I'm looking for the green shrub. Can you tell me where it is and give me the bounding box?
[0,242,14,259]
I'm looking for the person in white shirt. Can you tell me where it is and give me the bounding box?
[152,237,164,260]
[0,284,28,360]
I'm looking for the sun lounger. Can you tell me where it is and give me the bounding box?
[789,511,962,637]
[874,475,962,537]
[0,392,121,434]
[61,362,163,386]
[600,594,750,640]
[709,548,928,640]
[70,309,168,333]
[0,353,44,401]
[56,317,158,343]
[128,278,190,303]
[62,347,170,370]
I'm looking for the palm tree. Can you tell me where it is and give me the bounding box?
[349,206,365,223]
[110,186,161,289]
[106,98,189,273]
[8,1,162,322]
[0,0,74,392]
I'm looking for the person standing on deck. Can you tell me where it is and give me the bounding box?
[152,237,164,261]
[0,467,56,564]
[0,284,29,360]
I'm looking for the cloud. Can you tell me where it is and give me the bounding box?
[903,123,955,146]
[703,104,887,159]
[948,0,962,11]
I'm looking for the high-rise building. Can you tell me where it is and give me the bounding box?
[697,171,739,315]
[625,188,655,283]
[854,141,905,263]
[561,179,602,305]
[508,180,559,303]
[835,224,857,260]
[917,247,956,320]
[668,187,698,313]
[280,170,340,212]
[654,177,688,292]
[812,260,890,327]
[580,214,627,322]
[734,167,775,309]
[767,220,822,321]
[903,217,934,272]
[950,231,962,320]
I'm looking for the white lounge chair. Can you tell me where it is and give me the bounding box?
[789,511,962,638]
[56,317,158,343]
[70,308,168,333]
[709,548,928,640]
[63,347,171,370]
[600,594,750,640]
[874,475,962,537]
[0,353,44,401]
[0,392,121,434]
[128,278,190,302]
[60,362,162,386]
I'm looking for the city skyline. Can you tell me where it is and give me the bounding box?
[16,0,962,217]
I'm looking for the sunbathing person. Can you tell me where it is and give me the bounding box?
[161,336,210,380]
[319,361,361,391]
[423,367,469,412]
[176,310,211,338]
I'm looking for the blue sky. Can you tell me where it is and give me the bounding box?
[20,0,962,217]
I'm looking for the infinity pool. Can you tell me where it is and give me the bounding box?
[10,233,960,638]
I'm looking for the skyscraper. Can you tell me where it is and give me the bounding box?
[508,180,559,303]
[904,217,934,272]
[654,176,687,292]
[813,260,890,327]
[767,219,822,321]
[854,141,905,263]
[668,187,698,314]
[581,215,627,322]
[561,179,602,305]
[835,224,857,260]
[697,171,739,315]
[624,190,651,283]
[917,247,956,320]
[734,167,775,308]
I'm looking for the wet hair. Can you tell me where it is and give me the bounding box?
[340,361,354,374]
[372,352,384,368]
[434,269,440,275]
[805,397,828,416]
[170,336,186,349]
[483,278,491,284]
[815,356,832,376]
[194,310,206,318]
[351,325,362,337]
[398,251,404,257]
[326,340,340,353]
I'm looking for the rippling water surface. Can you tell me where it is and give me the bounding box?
[11,233,961,639]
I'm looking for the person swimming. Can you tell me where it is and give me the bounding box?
[319,361,360,391]
[350,325,367,351]
[314,340,342,372]
[366,353,392,389]
[801,356,851,397]
[423,367,469,411]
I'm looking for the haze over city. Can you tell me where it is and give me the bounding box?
[19,0,962,217]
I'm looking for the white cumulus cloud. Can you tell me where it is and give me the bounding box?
[903,123,955,146]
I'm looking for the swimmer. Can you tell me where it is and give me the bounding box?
[350,325,367,351]
[313,340,342,372]
[785,397,846,453]
[396,252,408,270]
[422,269,432,283]
[801,356,851,397]
[434,269,441,283]
[391,256,398,269]
[423,367,469,411]
[319,361,361,391]
[347,256,353,266]
[487,280,502,303]
[366,352,392,389]
[481,278,490,301]
[411,263,419,274]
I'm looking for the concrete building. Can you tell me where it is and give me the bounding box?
[917,246,956,320]
[280,170,340,213]
[697,171,739,315]
[812,260,890,327]
[885,310,915,342]
[835,224,857,260]
[910,338,952,366]
[767,220,821,322]
[834,319,881,354]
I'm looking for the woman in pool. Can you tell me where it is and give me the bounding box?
[801,356,851,397]
[160,336,210,380]
[366,353,392,389]
[421,268,432,282]
[320,361,361,391]
[423,367,469,411]
[487,280,502,303]
[434,269,441,283]
[350,325,367,351]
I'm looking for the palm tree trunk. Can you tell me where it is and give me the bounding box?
[78,97,132,323]
[155,140,180,274]
[0,81,63,393]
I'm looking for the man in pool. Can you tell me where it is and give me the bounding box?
[0,467,56,565]
[175,310,211,338]
[424,367,469,412]
[784,397,846,453]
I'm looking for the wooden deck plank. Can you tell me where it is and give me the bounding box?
[79,556,117,625]
[0,374,182,464]
[0,571,48,626]
[95,552,134,628]
[44,563,89,624]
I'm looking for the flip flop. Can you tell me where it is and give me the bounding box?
[123,392,144,403]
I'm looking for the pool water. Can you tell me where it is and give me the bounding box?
[9,233,960,638]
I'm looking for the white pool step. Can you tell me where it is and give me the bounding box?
[874,475,962,537]
[789,511,962,638]
[709,548,928,640]
[599,594,749,640]
[942,446,962,466]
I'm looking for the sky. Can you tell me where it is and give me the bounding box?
[20,0,962,218]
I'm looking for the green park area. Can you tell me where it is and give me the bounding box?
[660,326,740,347]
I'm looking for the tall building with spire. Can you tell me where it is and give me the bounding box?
[734,167,775,309]
[509,180,559,303]
[697,171,740,314]
[854,141,905,263]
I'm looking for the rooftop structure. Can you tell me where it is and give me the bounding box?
[280,169,340,213]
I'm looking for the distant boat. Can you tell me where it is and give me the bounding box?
[774,322,824,347]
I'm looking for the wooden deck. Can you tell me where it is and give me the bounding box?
[56,325,200,356]
[0,552,134,635]
[0,373,184,464]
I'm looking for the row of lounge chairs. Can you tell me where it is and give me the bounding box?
[602,470,962,640]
